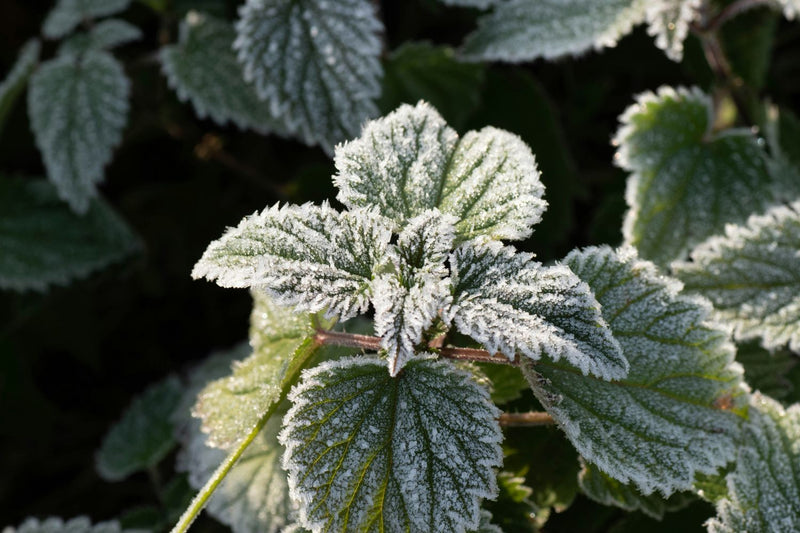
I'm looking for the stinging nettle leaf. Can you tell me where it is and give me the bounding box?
[706,393,800,532]
[334,101,546,241]
[447,239,627,380]
[459,0,647,63]
[0,178,139,292]
[2,517,124,533]
[234,0,383,152]
[160,12,290,136]
[525,245,747,496]
[28,51,130,214]
[192,202,392,321]
[644,0,701,61]
[96,375,183,481]
[0,39,40,137]
[674,201,800,353]
[58,19,143,57]
[280,356,503,533]
[43,0,132,39]
[439,0,499,8]
[616,86,775,267]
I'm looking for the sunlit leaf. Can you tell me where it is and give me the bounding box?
[334,101,546,241]
[644,0,701,61]
[0,39,40,136]
[448,240,627,380]
[616,86,774,267]
[280,356,503,533]
[43,0,132,39]
[525,246,747,495]
[0,178,139,292]
[28,51,130,214]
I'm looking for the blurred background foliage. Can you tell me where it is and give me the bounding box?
[2,0,800,531]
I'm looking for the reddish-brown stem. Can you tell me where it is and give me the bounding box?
[498,412,555,427]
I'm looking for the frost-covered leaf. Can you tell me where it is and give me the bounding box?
[58,19,142,57]
[777,0,800,19]
[28,51,130,214]
[2,517,124,533]
[448,240,627,380]
[43,0,132,39]
[579,463,695,519]
[192,203,391,320]
[472,511,502,533]
[96,375,182,481]
[0,178,139,292]
[439,0,498,8]
[160,12,289,135]
[674,201,800,353]
[234,0,383,152]
[707,393,800,532]
[460,0,647,62]
[373,210,455,375]
[280,356,503,533]
[735,342,797,400]
[334,101,546,241]
[524,246,747,496]
[0,39,39,136]
[644,0,701,61]
[616,86,774,267]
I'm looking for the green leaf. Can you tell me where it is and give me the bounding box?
[525,246,747,495]
[579,463,695,519]
[28,51,130,214]
[280,356,503,533]
[483,471,538,533]
[58,19,143,57]
[234,0,383,153]
[192,202,391,321]
[460,0,647,62]
[96,375,182,481]
[707,393,800,532]
[448,240,627,380]
[3,517,124,533]
[0,39,40,137]
[160,12,289,136]
[616,86,775,267]
[0,178,139,292]
[674,201,800,352]
[472,511,502,533]
[334,101,546,241]
[43,0,132,39]
[735,342,797,400]
[694,469,732,504]
[477,363,529,405]
[379,42,485,131]
[718,1,779,89]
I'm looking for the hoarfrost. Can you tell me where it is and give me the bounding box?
[42,0,132,39]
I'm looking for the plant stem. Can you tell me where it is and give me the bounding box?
[498,411,555,427]
[313,329,518,366]
[698,0,776,33]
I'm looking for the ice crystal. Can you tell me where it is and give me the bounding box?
[459,0,648,62]
[707,393,800,532]
[160,12,290,136]
[192,202,392,321]
[525,246,747,495]
[644,0,701,61]
[616,86,774,267]
[42,0,132,39]
[28,51,130,214]
[2,517,123,533]
[0,39,39,132]
[448,239,627,380]
[234,0,383,152]
[0,178,139,292]
[674,201,800,352]
[280,356,503,533]
[58,19,142,57]
[334,101,545,241]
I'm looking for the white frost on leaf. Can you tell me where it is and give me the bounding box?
[616,86,774,267]
[373,210,455,375]
[192,202,392,321]
[775,0,800,19]
[42,0,132,39]
[673,201,800,353]
[28,51,130,214]
[439,0,498,8]
[234,0,383,152]
[58,19,142,57]
[160,12,290,136]
[525,246,748,496]
[459,0,648,62]
[2,517,124,533]
[706,393,800,533]
[280,356,503,533]
[334,101,546,241]
[644,0,702,61]
[447,239,627,381]
[0,39,40,133]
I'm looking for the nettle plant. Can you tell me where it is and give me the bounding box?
[3,0,800,532]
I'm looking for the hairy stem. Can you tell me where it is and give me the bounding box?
[498,411,555,427]
[314,329,518,365]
